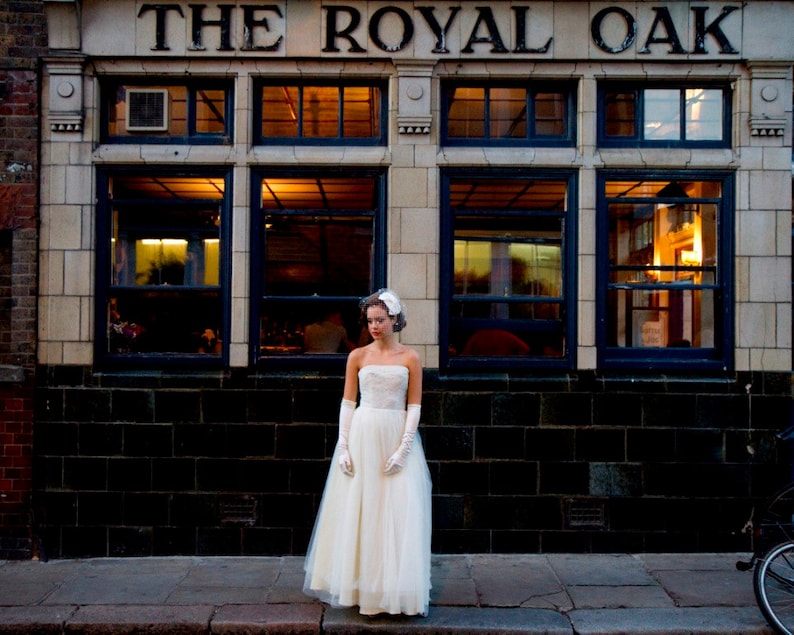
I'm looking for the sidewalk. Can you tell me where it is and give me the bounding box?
[0,552,772,634]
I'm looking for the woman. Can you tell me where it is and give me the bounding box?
[303,289,432,616]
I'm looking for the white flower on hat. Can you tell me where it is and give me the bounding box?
[378,290,401,316]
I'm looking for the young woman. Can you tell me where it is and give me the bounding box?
[303,289,432,616]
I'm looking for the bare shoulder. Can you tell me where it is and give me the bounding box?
[347,346,366,369]
[402,346,421,367]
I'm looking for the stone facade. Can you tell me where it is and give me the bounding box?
[28,1,794,556]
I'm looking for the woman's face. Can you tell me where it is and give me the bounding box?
[366,304,395,340]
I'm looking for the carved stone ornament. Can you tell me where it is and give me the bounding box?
[45,57,85,133]
[396,61,434,135]
[748,62,791,137]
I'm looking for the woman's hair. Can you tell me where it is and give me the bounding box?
[360,288,407,332]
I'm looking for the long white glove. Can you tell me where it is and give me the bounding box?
[384,404,421,475]
[337,399,356,476]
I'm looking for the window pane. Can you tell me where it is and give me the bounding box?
[607,287,714,348]
[450,179,568,210]
[112,206,221,286]
[644,89,680,140]
[342,86,380,137]
[446,175,569,363]
[454,225,562,297]
[263,214,373,296]
[606,178,721,353]
[104,174,226,359]
[194,89,226,134]
[259,300,364,356]
[489,87,526,138]
[534,92,565,136]
[447,86,485,138]
[605,91,635,137]
[260,177,376,210]
[303,86,340,137]
[685,89,723,140]
[108,291,221,354]
[262,86,299,137]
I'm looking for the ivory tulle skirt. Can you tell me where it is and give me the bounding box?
[303,404,432,616]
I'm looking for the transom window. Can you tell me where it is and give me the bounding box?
[251,169,385,364]
[441,81,576,146]
[441,170,576,370]
[598,172,733,369]
[101,80,233,144]
[253,80,386,145]
[598,83,730,147]
[96,170,230,364]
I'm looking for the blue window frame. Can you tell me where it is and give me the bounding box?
[440,169,577,371]
[251,168,386,366]
[95,168,232,366]
[598,83,731,148]
[441,81,576,147]
[596,171,734,369]
[253,80,387,146]
[100,79,233,144]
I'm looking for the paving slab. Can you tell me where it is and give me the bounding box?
[548,554,657,586]
[566,584,675,609]
[469,554,571,609]
[653,568,757,607]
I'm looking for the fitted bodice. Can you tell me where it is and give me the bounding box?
[358,365,408,411]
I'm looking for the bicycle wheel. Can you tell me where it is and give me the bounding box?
[754,541,794,635]
[757,483,794,554]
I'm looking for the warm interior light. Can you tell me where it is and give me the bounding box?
[680,249,701,266]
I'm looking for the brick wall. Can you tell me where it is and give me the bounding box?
[32,367,792,558]
[0,0,46,558]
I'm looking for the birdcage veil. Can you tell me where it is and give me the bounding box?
[360,288,407,332]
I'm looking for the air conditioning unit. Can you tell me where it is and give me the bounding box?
[125,89,169,132]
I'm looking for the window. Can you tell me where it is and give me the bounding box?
[253,80,386,145]
[440,170,576,370]
[441,81,576,146]
[251,169,386,364]
[598,84,730,147]
[597,172,734,369]
[101,80,233,144]
[96,170,230,364]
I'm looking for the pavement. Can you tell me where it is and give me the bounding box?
[0,552,776,634]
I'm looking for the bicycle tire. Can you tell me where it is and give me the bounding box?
[754,541,794,635]
[756,482,794,554]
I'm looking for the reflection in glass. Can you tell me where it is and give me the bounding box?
[685,89,722,140]
[644,89,679,140]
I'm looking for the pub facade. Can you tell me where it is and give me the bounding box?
[32,0,794,557]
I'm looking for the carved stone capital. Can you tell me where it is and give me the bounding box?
[44,56,85,133]
[747,62,792,138]
[395,61,434,136]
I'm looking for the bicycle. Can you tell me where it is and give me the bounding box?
[736,425,794,634]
